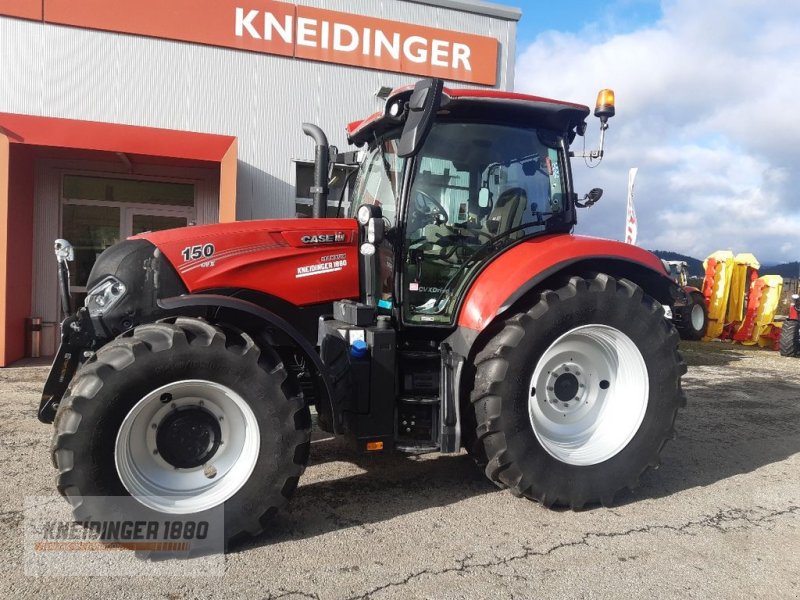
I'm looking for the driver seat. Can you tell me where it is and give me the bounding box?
[484,187,527,236]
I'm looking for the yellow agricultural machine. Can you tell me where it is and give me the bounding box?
[701,251,783,348]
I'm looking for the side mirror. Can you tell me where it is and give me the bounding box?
[397,78,444,158]
[587,188,603,203]
[576,188,603,208]
[478,188,490,209]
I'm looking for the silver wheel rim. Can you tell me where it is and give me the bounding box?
[691,303,705,331]
[115,380,260,514]
[528,324,649,466]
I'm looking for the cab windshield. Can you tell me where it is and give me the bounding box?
[403,121,569,324]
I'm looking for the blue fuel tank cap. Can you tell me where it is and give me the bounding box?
[350,338,368,358]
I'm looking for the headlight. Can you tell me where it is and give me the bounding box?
[357,205,372,226]
[85,276,127,317]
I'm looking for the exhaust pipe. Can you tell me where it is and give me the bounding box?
[302,123,330,219]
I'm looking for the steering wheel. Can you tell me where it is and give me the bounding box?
[410,190,448,231]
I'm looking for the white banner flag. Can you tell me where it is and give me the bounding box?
[625,167,638,245]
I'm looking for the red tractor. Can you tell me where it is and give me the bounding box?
[666,260,708,340]
[39,80,685,549]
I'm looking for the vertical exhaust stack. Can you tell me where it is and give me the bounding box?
[302,123,330,219]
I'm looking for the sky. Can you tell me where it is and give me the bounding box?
[512,0,800,264]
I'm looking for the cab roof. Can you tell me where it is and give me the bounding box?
[346,85,591,146]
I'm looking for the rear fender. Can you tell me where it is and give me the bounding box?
[157,294,340,434]
[683,285,702,296]
[448,236,678,453]
[457,235,677,333]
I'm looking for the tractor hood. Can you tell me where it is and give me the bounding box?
[135,218,360,306]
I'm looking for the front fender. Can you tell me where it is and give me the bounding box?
[158,294,340,433]
[457,234,675,331]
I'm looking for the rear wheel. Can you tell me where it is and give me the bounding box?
[780,320,799,357]
[51,318,310,550]
[471,274,686,508]
[677,292,707,340]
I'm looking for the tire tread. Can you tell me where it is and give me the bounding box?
[50,318,311,550]
[470,273,685,509]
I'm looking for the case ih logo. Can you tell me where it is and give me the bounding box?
[301,232,346,244]
[33,0,499,85]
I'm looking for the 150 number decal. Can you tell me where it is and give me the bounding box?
[181,243,215,262]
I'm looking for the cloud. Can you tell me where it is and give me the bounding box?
[515,0,800,263]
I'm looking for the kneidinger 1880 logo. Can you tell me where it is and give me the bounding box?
[24,496,224,575]
[295,252,348,278]
[36,518,209,552]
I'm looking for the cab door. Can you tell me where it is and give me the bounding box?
[348,139,405,309]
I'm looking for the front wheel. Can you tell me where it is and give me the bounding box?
[51,318,310,550]
[471,274,686,508]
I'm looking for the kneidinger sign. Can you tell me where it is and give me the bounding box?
[12,0,499,85]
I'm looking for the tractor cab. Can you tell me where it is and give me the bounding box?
[312,79,620,453]
[344,79,600,326]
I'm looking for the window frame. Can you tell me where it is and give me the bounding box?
[397,120,574,328]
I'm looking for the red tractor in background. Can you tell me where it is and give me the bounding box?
[666,260,708,340]
[39,79,686,550]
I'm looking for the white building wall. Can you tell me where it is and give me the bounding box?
[0,0,517,220]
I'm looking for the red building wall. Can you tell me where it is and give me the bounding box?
[4,146,35,363]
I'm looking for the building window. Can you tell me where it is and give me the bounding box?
[294,160,357,218]
[63,175,195,206]
[61,174,195,306]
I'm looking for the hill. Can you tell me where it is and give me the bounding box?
[761,262,799,278]
[650,251,798,280]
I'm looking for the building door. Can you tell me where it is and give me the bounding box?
[61,174,195,307]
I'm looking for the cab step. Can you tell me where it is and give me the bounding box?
[397,395,439,405]
[395,443,440,454]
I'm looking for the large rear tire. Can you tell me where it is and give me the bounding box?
[471,274,686,508]
[51,318,310,550]
[780,320,799,357]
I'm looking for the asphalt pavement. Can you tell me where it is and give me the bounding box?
[0,340,797,599]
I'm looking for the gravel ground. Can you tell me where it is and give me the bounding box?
[0,340,798,599]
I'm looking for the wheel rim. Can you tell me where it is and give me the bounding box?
[691,304,705,331]
[528,324,649,466]
[115,380,260,514]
